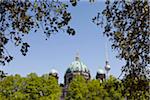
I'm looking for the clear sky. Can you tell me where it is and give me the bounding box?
[1,1,124,83]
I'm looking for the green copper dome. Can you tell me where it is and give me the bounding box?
[66,54,90,73]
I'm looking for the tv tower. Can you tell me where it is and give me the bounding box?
[104,42,110,79]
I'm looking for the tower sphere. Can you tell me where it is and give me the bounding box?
[105,64,110,71]
[105,61,110,71]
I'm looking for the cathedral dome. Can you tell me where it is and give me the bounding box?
[97,67,105,74]
[66,53,90,73]
[66,60,89,73]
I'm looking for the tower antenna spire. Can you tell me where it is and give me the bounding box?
[104,41,110,79]
[105,41,108,62]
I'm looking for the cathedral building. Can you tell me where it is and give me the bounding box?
[49,53,110,99]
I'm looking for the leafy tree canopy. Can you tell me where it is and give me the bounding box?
[66,75,88,100]
[0,0,76,65]
[87,79,108,100]
[93,0,149,98]
[103,75,124,100]
[66,75,125,100]
[0,73,61,100]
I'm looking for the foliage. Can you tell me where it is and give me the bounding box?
[0,70,7,80]
[122,74,149,100]
[69,0,95,6]
[66,75,89,100]
[103,75,124,100]
[0,0,75,66]
[87,79,108,100]
[93,0,149,99]
[0,73,61,100]
[0,74,25,99]
[2,73,146,99]
[66,75,124,100]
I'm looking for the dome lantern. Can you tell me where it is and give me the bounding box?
[75,51,80,61]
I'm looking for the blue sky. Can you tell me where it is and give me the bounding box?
[1,1,124,83]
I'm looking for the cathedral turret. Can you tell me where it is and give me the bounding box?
[96,67,106,82]
[49,69,59,80]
